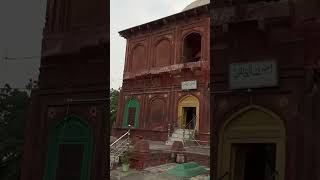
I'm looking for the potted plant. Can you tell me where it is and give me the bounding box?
[120,152,130,172]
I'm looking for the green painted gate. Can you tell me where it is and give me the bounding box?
[43,116,93,180]
[122,98,139,128]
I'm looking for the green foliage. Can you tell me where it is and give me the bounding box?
[0,84,30,180]
[110,88,120,128]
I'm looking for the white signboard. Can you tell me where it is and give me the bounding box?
[182,80,197,90]
[229,61,278,89]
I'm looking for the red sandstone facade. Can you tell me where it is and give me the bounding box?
[113,4,210,142]
[210,0,320,180]
[20,0,108,180]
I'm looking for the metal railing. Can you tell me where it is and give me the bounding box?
[167,123,171,141]
[182,114,201,146]
[110,125,131,169]
[167,115,203,147]
[183,114,197,130]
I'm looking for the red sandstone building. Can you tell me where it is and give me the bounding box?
[20,0,108,180]
[210,0,320,179]
[113,0,211,143]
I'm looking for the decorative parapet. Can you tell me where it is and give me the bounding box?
[123,61,209,80]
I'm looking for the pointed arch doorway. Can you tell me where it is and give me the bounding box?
[177,95,200,131]
[43,116,93,180]
[218,105,286,180]
[123,98,140,128]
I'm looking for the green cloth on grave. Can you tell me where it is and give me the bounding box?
[167,162,208,177]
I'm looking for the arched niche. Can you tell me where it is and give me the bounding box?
[131,45,146,73]
[122,98,140,128]
[43,115,93,180]
[148,97,167,129]
[154,38,171,67]
[218,105,286,180]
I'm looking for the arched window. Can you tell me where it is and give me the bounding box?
[123,98,140,128]
[182,33,202,63]
[43,116,92,180]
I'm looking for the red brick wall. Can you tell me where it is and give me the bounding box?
[112,128,169,141]
[129,151,210,170]
[210,12,320,180]
[116,77,210,136]
[123,16,210,75]
[115,11,210,139]
[145,152,174,168]
[154,39,172,67]
[20,0,108,180]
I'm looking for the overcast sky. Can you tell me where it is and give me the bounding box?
[0,0,46,89]
[0,0,196,89]
[110,0,196,89]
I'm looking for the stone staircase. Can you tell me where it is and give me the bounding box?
[165,128,195,145]
[110,129,131,169]
[110,139,130,167]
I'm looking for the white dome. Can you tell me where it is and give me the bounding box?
[182,0,210,11]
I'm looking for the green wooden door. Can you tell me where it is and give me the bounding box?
[122,98,139,128]
[43,116,93,180]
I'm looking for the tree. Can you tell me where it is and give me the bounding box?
[110,88,120,128]
[0,84,30,180]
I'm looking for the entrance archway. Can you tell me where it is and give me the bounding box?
[43,116,93,180]
[177,95,200,131]
[218,105,285,180]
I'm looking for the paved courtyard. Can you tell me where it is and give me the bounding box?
[147,140,210,156]
[110,163,210,180]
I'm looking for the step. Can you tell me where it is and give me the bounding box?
[111,145,128,149]
[169,137,184,142]
[110,141,130,147]
[111,146,128,150]
[110,148,127,154]
[111,143,131,148]
[165,140,174,146]
[110,155,120,163]
[174,129,195,135]
[172,133,191,139]
[110,149,126,155]
[111,149,128,156]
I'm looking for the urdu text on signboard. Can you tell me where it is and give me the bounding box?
[182,80,197,90]
[229,61,278,89]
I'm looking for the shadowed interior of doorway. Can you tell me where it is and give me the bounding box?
[183,107,196,129]
[231,143,276,180]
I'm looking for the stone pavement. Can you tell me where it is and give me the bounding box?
[110,163,210,180]
[147,140,210,156]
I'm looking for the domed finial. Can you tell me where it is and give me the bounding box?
[182,0,210,12]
